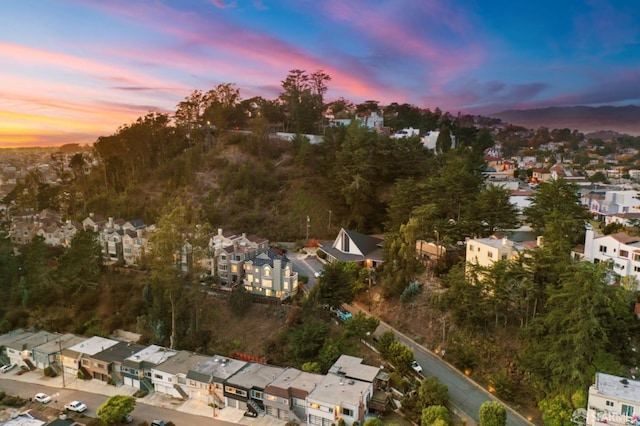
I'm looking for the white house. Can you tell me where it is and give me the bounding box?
[152,350,210,399]
[306,373,372,426]
[582,226,640,289]
[587,372,640,425]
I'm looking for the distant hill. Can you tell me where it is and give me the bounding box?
[489,105,640,136]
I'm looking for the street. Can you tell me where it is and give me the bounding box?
[0,380,236,426]
[350,305,535,426]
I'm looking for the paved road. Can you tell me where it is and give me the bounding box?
[0,380,235,426]
[347,305,535,426]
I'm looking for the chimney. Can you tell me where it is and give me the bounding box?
[108,217,114,228]
[218,228,222,236]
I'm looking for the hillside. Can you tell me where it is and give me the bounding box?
[489,105,640,135]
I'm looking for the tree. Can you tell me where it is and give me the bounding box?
[421,405,451,426]
[364,417,384,426]
[55,229,102,299]
[522,178,591,246]
[343,311,379,340]
[435,126,452,153]
[96,395,135,425]
[479,401,507,426]
[472,185,519,237]
[230,284,252,316]
[418,376,449,407]
[387,341,414,373]
[375,329,396,359]
[308,261,356,309]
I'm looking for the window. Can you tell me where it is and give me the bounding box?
[154,374,163,380]
[622,404,634,416]
[635,266,640,272]
[469,244,474,252]
[606,400,614,407]
[501,254,508,260]
[620,250,629,258]
[487,252,493,259]
[635,254,640,262]
[599,245,607,253]
[342,237,350,252]
[264,267,271,277]
[342,408,353,416]
[251,390,263,400]
[266,395,278,401]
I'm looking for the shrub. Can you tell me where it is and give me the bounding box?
[43,366,53,377]
[400,281,420,303]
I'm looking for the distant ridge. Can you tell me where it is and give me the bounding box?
[488,105,640,135]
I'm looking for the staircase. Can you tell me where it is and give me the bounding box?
[23,358,36,371]
[110,371,124,386]
[50,361,62,376]
[173,383,189,400]
[212,391,225,408]
[247,399,265,417]
[141,378,155,394]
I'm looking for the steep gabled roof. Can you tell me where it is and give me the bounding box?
[343,229,383,257]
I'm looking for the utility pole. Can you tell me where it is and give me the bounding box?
[305,215,310,242]
[327,210,332,230]
[58,340,66,388]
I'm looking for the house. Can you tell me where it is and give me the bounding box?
[531,168,552,183]
[121,344,178,391]
[421,131,457,151]
[210,229,269,285]
[465,235,541,275]
[224,362,285,414]
[583,190,640,222]
[319,228,384,269]
[4,330,59,371]
[91,341,146,385]
[31,333,85,372]
[606,212,640,227]
[152,350,210,400]
[0,329,32,366]
[82,213,107,232]
[582,226,640,289]
[328,355,381,384]
[61,336,119,379]
[0,414,46,426]
[184,354,247,407]
[306,373,372,426]
[586,372,640,425]
[263,367,324,421]
[243,247,299,301]
[390,127,420,139]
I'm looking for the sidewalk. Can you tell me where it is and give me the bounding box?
[4,369,288,426]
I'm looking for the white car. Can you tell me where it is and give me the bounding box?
[0,363,17,373]
[34,393,52,404]
[65,401,87,412]
[411,361,423,373]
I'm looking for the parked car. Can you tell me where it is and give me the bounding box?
[65,401,87,412]
[411,360,423,373]
[34,393,52,404]
[0,363,17,373]
[121,413,134,423]
[336,310,353,321]
[150,420,166,426]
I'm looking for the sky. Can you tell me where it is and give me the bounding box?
[1,0,639,148]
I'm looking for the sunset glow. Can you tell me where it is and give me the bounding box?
[1,0,639,147]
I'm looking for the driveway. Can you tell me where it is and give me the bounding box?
[345,304,535,426]
[289,253,324,290]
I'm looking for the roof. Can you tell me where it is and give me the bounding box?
[33,334,85,355]
[594,372,640,403]
[343,229,383,257]
[226,362,285,390]
[0,329,31,348]
[264,367,324,399]
[307,373,371,406]
[154,350,210,375]
[67,336,119,356]
[0,415,46,426]
[604,232,640,245]
[185,354,247,383]
[5,331,59,351]
[249,247,290,268]
[123,345,178,369]
[328,355,380,383]
[93,341,146,363]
